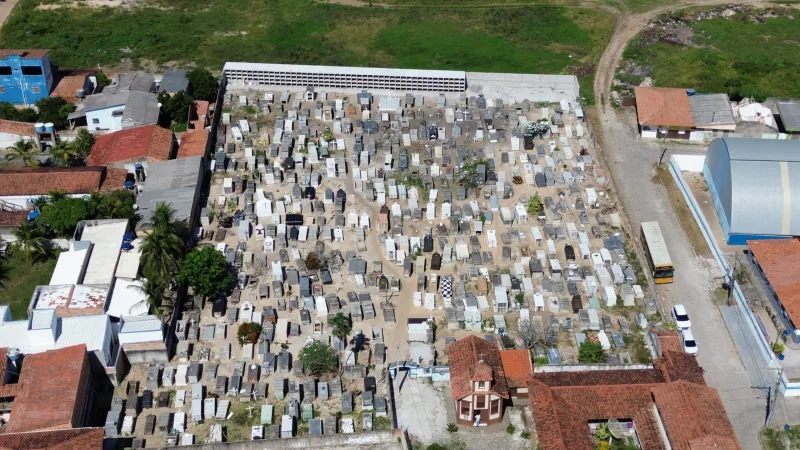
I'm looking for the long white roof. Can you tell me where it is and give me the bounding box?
[0,314,110,356]
[223,62,466,80]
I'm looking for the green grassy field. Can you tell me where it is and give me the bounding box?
[0,0,613,102]
[0,251,57,320]
[621,10,800,100]
[331,0,674,13]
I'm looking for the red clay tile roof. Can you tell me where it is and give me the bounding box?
[0,166,126,196]
[446,335,509,400]
[51,72,92,103]
[657,329,682,354]
[651,381,741,450]
[188,100,210,131]
[499,349,533,388]
[87,125,174,166]
[0,120,36,137]
[177,129,209,159]
[748,238,800,326]
[528,353,737,450]
[5,345,90,433]
[0,211,27,227]
[0,428,103,449]
[100,167,131,192]
[0,49,50,60]
[471,362,494,382]
[634,87,694,128]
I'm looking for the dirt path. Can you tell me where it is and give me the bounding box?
[0,0,20,29]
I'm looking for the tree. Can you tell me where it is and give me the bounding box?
[237,322,262,345]
[147,202,187,241]
[129,276,168,316]
[329,312,352,343]
[305,251,322,271]
[12,223,47,266]
[141,227,185,281]
[578,339,607,363]
[298,340,339,376]
[35,96,75,128]
[179,246,232,299]
[50,142,77,167]
[41,197,89,237]
[96,190,139,223]
[518,319,547,351]
[186,68,218,101]
[526,193,542,216]
[72,128,94,164]
[5,140,38,167]
[95,72,112,89]
[164,90,193,124]
[47,189,68,204]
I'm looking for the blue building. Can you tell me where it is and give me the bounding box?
[0,49,54,105]
[703,137,800,245]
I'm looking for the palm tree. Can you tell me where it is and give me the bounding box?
[5,140,38,167]
[48,189,68,204]
[329,312,352,344]
[49,142,77,167]
[140,227,185,282]
[13,223,47,266]
[147,202,188,240]
[128,276,168,315]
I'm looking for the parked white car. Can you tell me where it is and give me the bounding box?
[681,329,698,356]
[672,304,691,330]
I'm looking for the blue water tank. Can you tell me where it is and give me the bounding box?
[34,123,45,133]
[44,122,54,132]
[686,88,696,96]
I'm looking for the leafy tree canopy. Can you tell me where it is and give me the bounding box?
[299,340,339,376]
[329,312,352,342]
[41,197,88,237]
[179,246,232,298]
[237,322,262,345]
[35,96,75,128]
[186,68,218,102]
[578,339,607,363]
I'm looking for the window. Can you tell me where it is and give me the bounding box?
[476,395,486,409]
[460,401,470,416]
[0,67,11,75]
[30,87,40,94]
[92,118,100,124]
[478,381,485,390]
[21,66,43,76]
[491,400,500,415]
[112,109,124,117]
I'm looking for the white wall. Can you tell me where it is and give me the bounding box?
[0,132,34,149]
[87,106,124,132]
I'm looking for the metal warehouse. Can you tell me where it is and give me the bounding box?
[223,62,467,92]
[704,137,800,245]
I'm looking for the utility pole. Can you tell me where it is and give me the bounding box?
[766,366,785,427]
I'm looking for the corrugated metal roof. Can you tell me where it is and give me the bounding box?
[706,138,800,237]
[30,309,56,330]
[135,157,203,230]
[777,102,800,132]
[689,94,735,126]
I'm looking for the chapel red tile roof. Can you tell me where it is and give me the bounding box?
[5,345,90,433]
[0,120,36,137]
[0,166,127,196]
[0,211,27,227]
[87,124,174,166]
[176,129,209,159]
[528,351,738,450]
[634,87,694,128]
[446,335,509,400]
[0,428,103,449]
[748,238,800,326]
[499,349,533,388]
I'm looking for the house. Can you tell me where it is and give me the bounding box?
[0,119,38,149]
[528,351,741,450]
[84,71,159,132]
[177,128,210,159]
[0,345,94,433]
[51,70,97,103]
[0,166,128,209]
[499,349,532,398]
[748,238,800,343]
[87,124,175,173]
[0,49,54,105]
[703,138,800,244]
[446,335,509,426]
[634,87,693,138]
[158,69,190,94]
[133,156,204,231]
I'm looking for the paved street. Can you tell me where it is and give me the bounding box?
[594,107,768,449]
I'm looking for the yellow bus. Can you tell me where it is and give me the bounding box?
[641,221,674,284]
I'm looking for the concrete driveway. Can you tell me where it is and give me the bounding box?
[593,107,768,449]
